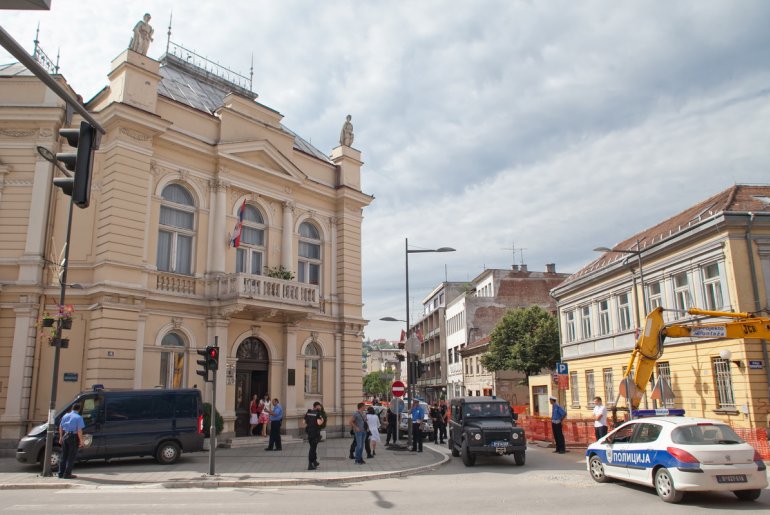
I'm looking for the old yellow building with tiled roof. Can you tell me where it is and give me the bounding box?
[551,185,770,429]
[0,36,371,444]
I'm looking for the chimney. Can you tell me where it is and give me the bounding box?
[511,264,519,272]
[546,263,556,273]
[520,264,528,272]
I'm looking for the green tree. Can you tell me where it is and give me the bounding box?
[362,370,393,397]
[480,305,560,379]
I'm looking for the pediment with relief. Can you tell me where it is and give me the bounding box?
[217,140,307,183]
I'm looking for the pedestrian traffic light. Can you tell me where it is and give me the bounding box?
[53,121,97,209]
[207,345,219,371]
[196,347,210,382]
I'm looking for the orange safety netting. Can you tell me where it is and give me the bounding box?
[518,415,770,460]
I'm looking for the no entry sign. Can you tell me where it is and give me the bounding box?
[391,380,406,397]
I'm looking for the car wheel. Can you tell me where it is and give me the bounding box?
[588,455,609,483]
[513,451,525,466]
[461,440,475,467]
[733,489,761,501]
[654,467,684,503]
[39,447,62,473]
[156,441,181,465]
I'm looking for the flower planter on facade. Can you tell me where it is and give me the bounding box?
[61,318,72,330]
[42,317,55,328]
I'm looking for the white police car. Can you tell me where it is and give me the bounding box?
[586,410,767,503]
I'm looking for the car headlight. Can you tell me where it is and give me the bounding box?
[473,433,482,441]
[512,433,519,440]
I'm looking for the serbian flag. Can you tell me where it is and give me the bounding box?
[231,199,246,248]
[416,327,424,342]
[399,329,406,343]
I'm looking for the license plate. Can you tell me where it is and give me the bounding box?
[492,440,508,448]
[716,474,747,484]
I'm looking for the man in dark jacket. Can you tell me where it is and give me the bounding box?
[385,408,397,445]
[304,402,323,470]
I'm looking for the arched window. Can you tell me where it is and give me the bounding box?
[160,332,186,388]
[157,184,195,275]
[236,204,266,275]
[304,341,322,394]
[298,221,321,285]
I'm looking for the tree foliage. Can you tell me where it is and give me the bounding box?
[362,370,393,397]
[480,305,560,378]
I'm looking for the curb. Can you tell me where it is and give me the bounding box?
[0,448,451,490]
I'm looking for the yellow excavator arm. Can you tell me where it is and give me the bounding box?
[621,307,770,409]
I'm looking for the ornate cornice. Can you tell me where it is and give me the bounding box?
[0,128,38,138]
[119,127,153,142]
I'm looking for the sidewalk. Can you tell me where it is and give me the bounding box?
[0,436,449,490]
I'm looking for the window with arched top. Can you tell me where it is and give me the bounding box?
[157,184,195,275]
[304,341,322,394]
[160,332,186,389]
[298,221,321,285]
[236,204,266,275]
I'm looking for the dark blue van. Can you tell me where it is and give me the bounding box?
[16,387,204,470]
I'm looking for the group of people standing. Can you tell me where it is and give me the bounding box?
[549,394,609,454]
[248,394,271,437]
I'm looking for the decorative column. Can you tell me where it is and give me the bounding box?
[281,201,294,272]
[207,318,230,433]
[284,323,298,431]
[18,146,54,284]
[0,302,36,439]
[206,177,228,275]
[335,332,342,416]
[133,314,147,389]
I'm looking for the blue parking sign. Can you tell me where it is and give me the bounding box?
[556,362,568,375]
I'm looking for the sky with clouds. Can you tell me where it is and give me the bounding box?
[3,0,769,341]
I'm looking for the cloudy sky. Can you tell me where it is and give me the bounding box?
[3,1,769,341]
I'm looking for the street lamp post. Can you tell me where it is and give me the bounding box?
[382,238,455,449]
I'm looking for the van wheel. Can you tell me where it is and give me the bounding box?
[461,440,475,467]
[513,451,525,466]
[39,447,62,473]
[156,441,181,465]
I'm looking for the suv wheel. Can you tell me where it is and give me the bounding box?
[156,441,181,465]
[513,450,525,466]
[461,440,476,467]
[449,435,460,457]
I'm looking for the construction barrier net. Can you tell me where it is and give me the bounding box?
[518,415,770,460]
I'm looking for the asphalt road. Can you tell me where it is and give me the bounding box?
[0,446,767,514]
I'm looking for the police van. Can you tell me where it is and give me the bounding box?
[16,387,204,470]
[586,410,767,503]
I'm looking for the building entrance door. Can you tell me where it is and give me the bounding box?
[234,337,269,437]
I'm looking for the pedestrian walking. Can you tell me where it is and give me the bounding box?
[349,402,367,464]
[411,400,425,452]
[264,398,283,451]
[439,401,449,442]
[593,396,608,440]
[249,394,259,436]
[385,408,397,445]
[430,403,445,444]
[57,403,85,479]
[258,396,269,436]
[366,406,381,456]
[549,395,567,454]
[304,401,323,470]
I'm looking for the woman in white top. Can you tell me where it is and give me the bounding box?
[366,407,381,456]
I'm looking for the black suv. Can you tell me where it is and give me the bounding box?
[448,397,526,466]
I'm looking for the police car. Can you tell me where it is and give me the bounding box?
[585,410,767,503]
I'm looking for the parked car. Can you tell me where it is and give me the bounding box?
[586,414,768,503]
[17,387,204,471]
[448,396,525,466]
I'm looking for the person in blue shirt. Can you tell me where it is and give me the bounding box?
[549,396,567,454]
[264,398,283,451]
[411,400,425,452]
[58,403,85,479]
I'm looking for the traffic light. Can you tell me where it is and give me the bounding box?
[196,347,210,382]
[207,346,219,371]
[53,121,97,209]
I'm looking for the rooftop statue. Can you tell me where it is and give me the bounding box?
[129,13,154,55]
[339,114,354,147]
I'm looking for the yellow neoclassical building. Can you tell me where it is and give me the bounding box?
[0,36,371,442]
[551,185,770,429]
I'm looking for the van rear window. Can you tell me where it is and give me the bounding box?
[106,394,176,421]
[671,424,745,445]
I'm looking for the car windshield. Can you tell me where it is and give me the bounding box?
[671,424,746,445]
[463,402,511,418]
